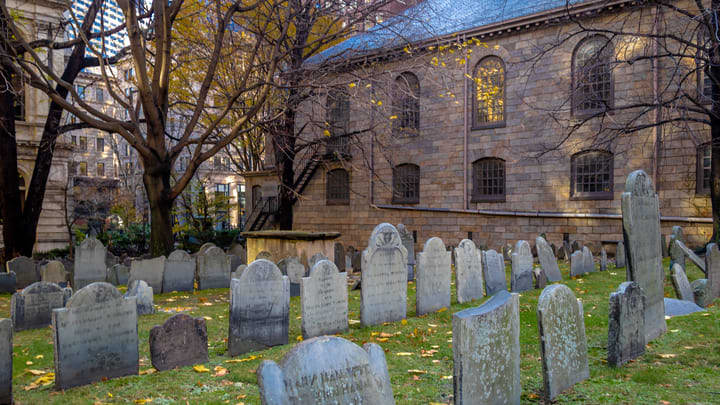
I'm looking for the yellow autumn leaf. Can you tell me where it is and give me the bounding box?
[139,368,156,375]
[395,352,413,356]
[34,355,43,359]
[436,307,448,313]
[377,100,383,106]
[26,369,46,376]
[203,316,212,320]
[193,365,210,373]
[401,319,408,325]
[379,332,393,338]
[135,399,153,404]
[323,129,331,137]
[408,369,427,374]
[389,115,398,120]
[376,338,389,342]
[108,392,114,398]
[348,83,356,88]
[296,335,303,341]
[441,375,453,380]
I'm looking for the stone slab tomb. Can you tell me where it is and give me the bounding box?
[163,250,195,293]
[608,282,645,367]
[361,223,407,326]
[454,239,484,304]
[301,260,348,339]
[125,280,155,315]
[74,237,107,289]
[6,256,39,289]
[149,314,208,371]
[664,298,706,317]
[416,237,451,315]
[510,240,533,293]
[11,281,70,331]
[196,246,231,290]
[482,249,507,296]
[257,336,394,405]
[278,257,306,297]
[536,236,562,282]
[129,256,165,293]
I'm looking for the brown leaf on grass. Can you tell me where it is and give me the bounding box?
[407,369,427,374]
[658,354,677,359]
[26,369,46,376]
[139,368,156,375]
[214,366,228,377]
[376,338,389,342]
[379,332,394,338]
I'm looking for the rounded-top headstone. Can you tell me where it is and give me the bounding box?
[168,250,192,262]
[278,257,307,284]
[197,243,217,256]
[66,282,122,308]
[22,281,63,295]
[41,260,66,284]
[256,251,273,261]
[240,259,283,283]
[308,259,339,278]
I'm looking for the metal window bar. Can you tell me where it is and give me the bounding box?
[573,152,611,194]
[473,159,505,197]
[326,170,349,202]
[394,165,419,203]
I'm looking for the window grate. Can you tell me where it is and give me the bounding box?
[573,36,613,115]
[393,164,420,204]
[326,169,350,205]
[473,57,505,127]
[393,72,420,136]
[571,151,613,199]
[472,158,505,202]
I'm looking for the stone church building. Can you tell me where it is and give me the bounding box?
[247,0,714,254]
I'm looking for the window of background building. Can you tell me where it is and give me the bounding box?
[96,137,104,152]
[11,73,24,121]
[216,183,230,197]
[697,143,712,195]
[392,163,420,204]
[125,162,132,174]
[97,162,104,177]
[79,136,87,151]
[326,169,350,205]
[393,72,420,136]
[572,35,614,115]
[78,162,87,176]
[570,150,613,200]
[76,85,86,100]
[472,157,506,202]
[95,87,104,103]
[473,56,505,128]
[71,135,77,145]
[326,88,350,156]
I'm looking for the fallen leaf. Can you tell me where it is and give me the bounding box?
[134,399,153,404]
[139,368,156,375]
[407,369,427,374]
[436,307,447,313]
[658,354,677,359]
[441,375,452,380]
[376,338,389,342]
[349,319,360,325]
[379,332,393,338]
[296,335,303,341]
[34,355,43,359]
[203,316,212,320]
[193,365,210,373]
[26,369,46,376]
[401,319,408,325]
[395,352,413,356]
[108,393,113,398]
[213,366,228,377]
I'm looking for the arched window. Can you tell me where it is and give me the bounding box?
[572,35,614,115]
[472,158,506,202]
[326,88,350,156]
[393,72,420,136]
[697,142,711,195]
[570,150,613,200]
[251,185,262,210]
[472,56,505,128]
[392,164,420,204]
[326,169,350,205]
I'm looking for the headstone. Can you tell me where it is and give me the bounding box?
[345,255,353,272]
[676,240,707,274]
[533,268,547,289]
[301,260,348,339]
[360,223,407,326]
[228,255,242,276]
[608,282,646,367]
[482,249,507,296]
[6,256,39,289]
[278,257,306,297]
[691,279,712,308]
[416,237,451,315]
[621,170,666,342]
[556,245,567,261]
[583,246,595,273]
[228,259,289,356]
[125,280,155,315]
[537,284,589,401]
[571,240,582,253]
[397,224,415,281]
[228,243,247,264]
[106,264,130,286]
[570,250,584,277]
[351,251,362,274]
[0,319,10,404]
[308,253,328,269]
[671,263,693,301]
[600,249,608,271]
[510,241,532,293]
[163,250,195,292]
[196,246,231,289]
[563,240,572,260]
[149,314,208,371]
[664,297,706,317]
[231,264,247,280]
[106,251,119,268]
[197,242,217,256]
[0,273,15,294]
[536,236,562,282]
[74,237,107,289]
[128,256,165,293]
[616,240,626,268]
[256,336,394,404]
[669,226,684,253]
[256,250,273,261]
[453,290,520,404]
[53,282,138,389]
[333,242,346,272]
[454,239,484,303]
[11,281,68,331]
[669,238,686,269]
[41,260,66,284]
[502,243,512,261]
[706,243,720,302]
[661,234,669,258]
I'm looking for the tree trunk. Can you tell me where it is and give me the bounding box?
[143,164,175,256]
[0,59,22,264]
[711,13,720,245]
[274,98,297,231]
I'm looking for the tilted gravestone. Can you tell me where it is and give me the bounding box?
[149,314,208,371]
[0,273,16,294]
[616,240,626,268]
[608,282,645,367]
[454,239,484,303]
[583,246,595,273]
[661,234,669,258]
[333,242,346,272]
[74,237,107,289]
[533,268,547,289]
[536,236,562,282]
[229,259,289,356]
[128,256,165,293]
[11,281,70,331]
[621,170,666,342]
[416,237,451,315]
[106,264,130,286]
[196,247,231,290]
[511,240,533,293]
[301,260,348,339]
[6,256,39,289]
[308,253,328,270]
[570,250,584,277]
[257,336,394,405]
[397,224,415,281]
[163,250,195,293]
[453,290,520,405]
[600,248,608,271]
[674,240,706,274]
[671,263,693,302]
[125,280,155,315]
[278,257,306,297]
[691,279,712,308]
[482,249,507,296]
[0,319,10,404]
[360,223,407,326]
[706,243,720,302]
[41,261,66,285]
[52,282,138,390]
[537,284,589,401]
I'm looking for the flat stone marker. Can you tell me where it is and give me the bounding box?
[570,250,584,277]
[149,314,208,371]
[53,282,138,390]
[674,240,706,274]
[583,246,595,273]
[536,236,562,282]
[533,268,547,289]
[482,249,507,296]
[454,239,484,303]
[278,257,306,297]
[616,240,626,268]
[0,319,10,403]
[671,263,693,301]
[416,237,451,315]
[106,264,130,286]
[537,284,589,401]
[41,261,66,284]
[229,259,289,356]
[511,240,533,293]
[74,237,107,289]
[125,280,155,315]
[257,336,394,405]
[308,253,328,269]
[196,246,231,289]
[608,282,646,367]
[706,243,720,302]
[11,281,68,331]
[129,256,165,293]
[600,249,608,271]
[301,260,348,339]
[333,242,346,272]
[0,273,16,294]
[397,224,415,281]
[664,298,706,317]
[361,223,407,326]
[6,256,38,289]
[453,290,520,405]
[691,279,712,307]
[163,250,195,292]
[621,170,666,342]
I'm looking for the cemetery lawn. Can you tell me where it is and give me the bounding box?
[2,259,719,404]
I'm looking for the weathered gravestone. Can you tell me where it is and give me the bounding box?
[301,260,347,339]
[454,239,484,304]
[674,240,707,274]
[608,282,646,367]
[278,257,306,297]
[664,297,705,317]
[351,250,362,274]
[308,253,328,269]
[600,248,608,271]
[661,234,669,258]
[583,246,595,273]
[416,237,451,315]
[0,273,15,294]
[106,264,130,286]
[691,279,713,308]
[74,237,107,289]
[255,250,273,261]
[229,259,289,356]
[671,263,693,301]
[621,170,666,342]
[669,238,686,270]
[536,236,562,282]
[533,268,547,289]
[52,282,138,389]
[570,250,584,277]
[231,264,247,280]
[333,242,346,272]
[0,319,10,404]
[228,255,242,276]
[197,242,217,256]
[228,243,247,263]
[510,241,533,293]
[149,314,208,371]
[571,240,582,253]
[706,243,720,302]
[537,284,589,401]
[482,249,507,296]
[397,224,415,281]
[361,223,407,326]
[257,336,394,405]
[502,243,513,261]
[669,226,684,254]
[125,280,155,315]
[11,281,70,331]
[453,290,520,405]
[163,250,195,292]
[41,261,66,285]
[129,256,165,293]
[616,240,626,268]
[6,256,38,289]
[196,247,231,290]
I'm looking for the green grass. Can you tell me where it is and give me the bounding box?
[4,257,719,404]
